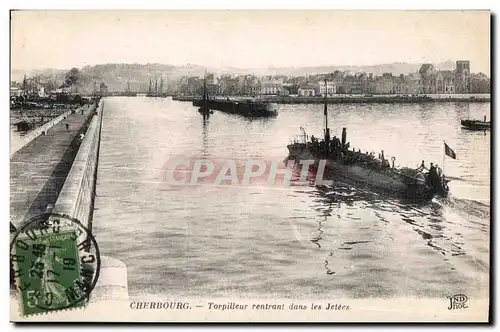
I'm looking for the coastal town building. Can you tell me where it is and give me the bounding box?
[331,70,345,90]
[378,73,395,94]
[418,64,437,94]
[298,84,316,97]
[282,83,297,95]
[436,70,455,94]
[260,79,283,95]
[470,73,490,93]
[243,76,261,95]
[318,81,336,96]
[402,73,420,94]
[339,74,355,94]
[354,73,370,94]
[216,75,238,96]
[251,83,261,96]
[392,75,405,94]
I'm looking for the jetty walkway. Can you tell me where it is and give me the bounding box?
[10,99,131,312]
[10,104,95,229]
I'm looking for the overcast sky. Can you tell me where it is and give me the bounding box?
[11,10,490,74]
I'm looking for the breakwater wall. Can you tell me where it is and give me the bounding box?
[51,99,130,303]
[11,110,73,157]
[173,94,491,104]
[53,101,103,229]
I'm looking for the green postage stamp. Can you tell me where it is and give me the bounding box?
[10,215,100,316]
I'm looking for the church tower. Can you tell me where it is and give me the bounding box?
[455,60,471,94]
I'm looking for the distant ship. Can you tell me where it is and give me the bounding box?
[193,98,277,118]
[124,81,137,97]
[197,70,212,116]
[287,81,450,200]
[461,116,490,131]
[147,77,165,98]
[193,72,277,118]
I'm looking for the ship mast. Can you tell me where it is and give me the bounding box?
[203,69,207,107]
[323,78,330,143]
[198,69,210,117]
[324,78,328,129]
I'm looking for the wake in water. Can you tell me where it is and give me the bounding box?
[293,173,490,279]
[440,196,490,219]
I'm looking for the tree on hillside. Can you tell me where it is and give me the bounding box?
[65,68,82,91]
[44,78,59,93]
[99,82,108,96]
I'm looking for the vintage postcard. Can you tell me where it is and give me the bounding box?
[9,10,490,322]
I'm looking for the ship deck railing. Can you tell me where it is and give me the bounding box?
[291,135,309,144]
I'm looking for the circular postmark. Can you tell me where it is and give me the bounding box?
[10,213,101,316]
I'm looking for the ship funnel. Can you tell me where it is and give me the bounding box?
[341,128,347,148]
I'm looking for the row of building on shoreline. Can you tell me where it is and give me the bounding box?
[11,60,490,99]
[178,61,490,97]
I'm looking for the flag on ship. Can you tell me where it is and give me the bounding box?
[444,142,456,159]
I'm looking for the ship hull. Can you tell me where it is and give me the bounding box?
[288,145,430,199]
[193,99,277,117]
[461,119,490,131]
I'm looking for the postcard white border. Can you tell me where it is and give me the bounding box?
[2,1,497,331]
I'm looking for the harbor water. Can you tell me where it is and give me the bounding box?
[93,97,490,299]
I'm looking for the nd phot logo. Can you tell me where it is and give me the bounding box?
[447,294,468,310]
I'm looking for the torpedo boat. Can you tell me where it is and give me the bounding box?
[287,81,450,200]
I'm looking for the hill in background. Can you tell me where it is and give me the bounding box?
[11,61,458,93]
